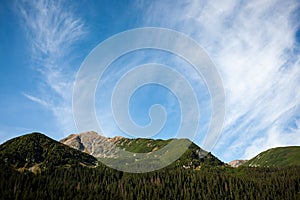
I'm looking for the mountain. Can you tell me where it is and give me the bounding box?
[60,132,224,169]
[228,159,248,167]
[244,146,300,167]
[0,132,97,173]
[60,131,120,158]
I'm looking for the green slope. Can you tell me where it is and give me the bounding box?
[0,132,97,171]
[104,137,224,170]
[244,146,300,167]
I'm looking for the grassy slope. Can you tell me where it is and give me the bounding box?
[107,137,224,169]
[244,146,300,167]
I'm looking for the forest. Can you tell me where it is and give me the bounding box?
[0,162,299,200]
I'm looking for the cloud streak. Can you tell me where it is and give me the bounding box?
[17,0,86,136]
[137,0,300,161]
[22,93,51,108]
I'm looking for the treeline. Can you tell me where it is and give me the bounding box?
[0,163,299,200]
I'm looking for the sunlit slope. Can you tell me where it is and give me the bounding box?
[244,146,300,167]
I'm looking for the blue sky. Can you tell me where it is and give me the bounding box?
[0,0,300,162]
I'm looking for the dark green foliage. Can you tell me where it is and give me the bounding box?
[0,132,97,169]
[0,162,299,200]
[245,146,300,167]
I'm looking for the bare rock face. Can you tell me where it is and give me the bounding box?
[60,134,85,151]
[228,160,248,168]
[60,131,123,158]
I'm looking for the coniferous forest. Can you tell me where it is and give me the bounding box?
[1,162,300,200]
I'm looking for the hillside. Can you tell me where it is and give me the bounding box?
[61,132,224,169]
[244,146,300,167]
[0,132,97,172]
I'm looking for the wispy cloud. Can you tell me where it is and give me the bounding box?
[137,0,300,161]
[22,93,50,108]
[17,0,86,136]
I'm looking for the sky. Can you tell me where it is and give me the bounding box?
[0,0,300,163]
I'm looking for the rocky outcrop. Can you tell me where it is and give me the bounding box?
[228,160,248,167]
[60,131,123,158]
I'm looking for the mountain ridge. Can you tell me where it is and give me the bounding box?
[60,131,224,169]
[1,132,300,173]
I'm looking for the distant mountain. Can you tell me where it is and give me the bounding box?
[244,146,300,167]
[61,132,224,169]
[0,132,97,173]
[228,159,248,167]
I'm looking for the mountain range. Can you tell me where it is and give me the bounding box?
[0,132,300,199]
[1,132,299,171]
[60,131,223,170]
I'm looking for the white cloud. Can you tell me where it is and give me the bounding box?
[137,0,300,161]
[17,0,86,136]
[23,93,50,108]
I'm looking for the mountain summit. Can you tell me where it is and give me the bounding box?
[60,131,121,158]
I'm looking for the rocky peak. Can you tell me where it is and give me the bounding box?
[60,131,120,158]
[228,160,248,167]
